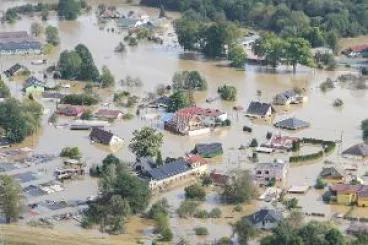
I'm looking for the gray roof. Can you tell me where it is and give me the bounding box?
[0,32,41,51]
[274,117,310,130]
[342,142,368,157]
[117,18,140,28]
[147,159,191,181]
[89,128,114,144]
[246,102,274,116]
[4,63,24,77]
[194,143,223,155]
[274,90,297,102]
[247,209,283,225]
[150,96,172,106]
[23,76,45,89]
[255,162,286,171]
[320,167,343,178]
[42,92,67,99]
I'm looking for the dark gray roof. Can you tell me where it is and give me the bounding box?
[42,92,66,99]
[342,142,368,157]
[147,159,190,181]
[320,167,343,178]
[247,209,283,225]
[23,76,45,89]
[246,102,274,116]
[4,63,24,77]
[274,117,310,130]
[194,143,223,155]
[150,96,172,106]
[117,18,140,28]
[89,128,114,144]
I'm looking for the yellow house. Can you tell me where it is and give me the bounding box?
[330,184,364,206]
[357,193,368,207]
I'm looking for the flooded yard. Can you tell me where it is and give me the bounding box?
[1,0,368,244]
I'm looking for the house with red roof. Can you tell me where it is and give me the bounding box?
[177,107,227,126]
[95,109,123,120]
[185,154,208,174]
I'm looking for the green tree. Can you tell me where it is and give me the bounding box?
[325,30,339,53]
[58,0,81,20]
[75,44,99,81]
[203,22,241,57]
[221,170,258,204]
[174,18,200,50]
[233,218,257,245]
[167,92,190,113]
[0,80,11,98]
[283,197,299,210]
[100,65,115,88]
[101,154,121,173]
[218,85,237,101]
[228,45,247,68]
[0,175,23,223]
[184,184,206,201]
[253,33,286,68]
[129,127,163,159]
[285,38,313,73]
[60,146,82,159]
[45,25,60,46]
[261,221,303,245]
[58,50,82,79]
[172,71,207,92]
[352,232,368,245]
[156,151,163,166]
[31,22,43,37]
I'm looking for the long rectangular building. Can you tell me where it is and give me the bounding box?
[0,31,42,55]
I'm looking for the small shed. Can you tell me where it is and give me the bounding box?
[274,117,310,130]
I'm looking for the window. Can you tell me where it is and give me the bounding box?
[256,171,261,175]
[265,178,269,181]
[265,170,269,174]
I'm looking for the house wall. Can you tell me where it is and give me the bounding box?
[109,135,124,146]
[0,48,41,55]
[357,197,368,207]
[25,86,44,94]
[188,127,210,136]
[337,192,357,205]
[254,221,278,230]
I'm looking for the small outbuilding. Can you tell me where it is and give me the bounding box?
[274,117,310,130]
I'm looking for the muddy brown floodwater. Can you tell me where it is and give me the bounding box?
[1,0,368,244]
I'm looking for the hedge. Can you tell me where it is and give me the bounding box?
[290,150,324,163]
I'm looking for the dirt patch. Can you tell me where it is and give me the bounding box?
[338,35,368,53]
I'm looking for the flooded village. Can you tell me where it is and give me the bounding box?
[0,0,368,244]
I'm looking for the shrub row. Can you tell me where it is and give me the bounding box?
[289,150,324,163]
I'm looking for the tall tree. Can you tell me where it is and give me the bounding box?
[156,151,163,166]
[100,65,115,88]
[228,45,247,68]
[75,44,99,81]
[30,22,43,37]
[58,0,81,20]
[167,92,190,113]
[45,25,60,46]
[253,33,286,68]
[0,175,23,223]
[58,50,82,79]
[285,37,313,73]
[174,18,200,50]
[233,219,257,245]
[129,127,163,159]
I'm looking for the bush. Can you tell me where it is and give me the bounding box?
[195,227,208,236]
[201,175,212,186]
[333,98,343,107]
[149,199,169,219]
[249,138,258,147]
[320,78,335,92]
[266,131,272,140]
[233,204,243,212]
[194,210,209,218]
[243,126,252,133]
[89,164,101,177]
[217,85,237,101]
[184,184,206,201]
[216,237,233,245]
[315,178,325,189]
[177,201,198,218]
[362,67,368,76]
[48,113,58,124]
[222,119,231,126]
[60,147,82,159]
[160,228,173,241]
[60,94,99,105]
[209,208,222,218]
[122,113,134,120]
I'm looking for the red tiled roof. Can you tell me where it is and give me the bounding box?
[210,171,230,185]
[177,107,224,117]
[185,154,207,166]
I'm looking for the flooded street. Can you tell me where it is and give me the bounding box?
[1,0,368,244]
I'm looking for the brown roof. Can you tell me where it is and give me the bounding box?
[177,107,224,117]
[330,184,368,194]
[185,154,207,166]
[210,171,230,185]
[96,109,122,118]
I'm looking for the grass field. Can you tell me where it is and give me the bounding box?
[0,217,154,245]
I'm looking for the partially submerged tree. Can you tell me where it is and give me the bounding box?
[45,25,60,46]
[100,65,115,88]
[0,175,24,223]
[31,22,43,37]
[129,127,163,159]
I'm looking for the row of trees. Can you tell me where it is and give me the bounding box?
[253,33,314,73]
[143,0,367,47]
[0,99,43,143]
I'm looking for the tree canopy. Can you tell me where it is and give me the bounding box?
[172,71,207,92]
[58,50,82,79]
[228,45,247,68]
[45,25,60,46]
[0,99,42,143]
[129,127,163,159]
[100,65,115,88]
[167,92,190,113]
[75,44,100,81]
[0,175,24,223]
[218,85,237,101]
[58,0,81,20]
